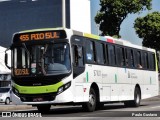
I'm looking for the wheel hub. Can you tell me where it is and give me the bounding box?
[89,94,95,106]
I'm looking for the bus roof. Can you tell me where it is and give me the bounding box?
[15,27,155,53]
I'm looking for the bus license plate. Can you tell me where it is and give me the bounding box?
[33,97,43,102]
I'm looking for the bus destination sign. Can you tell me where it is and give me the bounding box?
[20,32,60,41]
[14,30,67,42]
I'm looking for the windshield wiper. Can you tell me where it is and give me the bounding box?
[22,43,30,57]
[40,44,49,76]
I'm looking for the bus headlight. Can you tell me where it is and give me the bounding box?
[57,87,64,95]
[57,81,71,95]
[64,82,71,89]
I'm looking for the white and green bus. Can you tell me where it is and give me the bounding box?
[5,28,159,112]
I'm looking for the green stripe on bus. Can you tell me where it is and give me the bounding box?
[14,82,63,94]
[115,74,117,83]
[86,72,89,82]
[150,77,152,84]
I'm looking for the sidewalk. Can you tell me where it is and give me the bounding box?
[142,95,160,101]
[0,105,34,112]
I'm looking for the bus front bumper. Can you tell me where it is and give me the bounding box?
[11,88,74,105]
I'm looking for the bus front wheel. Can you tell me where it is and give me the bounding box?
[82,88,96,112]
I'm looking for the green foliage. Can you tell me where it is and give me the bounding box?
[134,12,160,50]
[95,0,152,37]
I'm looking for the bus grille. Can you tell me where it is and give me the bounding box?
[19,93,56,102]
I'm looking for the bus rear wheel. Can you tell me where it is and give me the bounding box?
[37,104,51,113]
[124,87,141,107]
[82,88,96,112]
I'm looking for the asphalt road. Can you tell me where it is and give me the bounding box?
[0,100,160,120]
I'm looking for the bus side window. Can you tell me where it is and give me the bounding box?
[116,46,125,67]
[121,48,125,66]
[134,50,138,68]
[137,51,142,69]
[152,53,156,70]
[127,49,134,68]
[125,48,129,67]
[105,44,109,65]
[108,44,116,66]
[149,53,155,70]
[95,42,105,64]
[86,40,96,63]
[145,52,149,69]
[142,52,149,69]
[73,45,84,67]
[116,47,121,66]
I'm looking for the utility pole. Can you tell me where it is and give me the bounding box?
[62,0,66,28]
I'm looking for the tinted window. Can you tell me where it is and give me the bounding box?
[126,49,134,68]
[137,51,142,68]
[108,45,116,65]
[73,45,84,67]
[96,42,105,64]
[71,36,85,78]
[142,52,149,69]
[116,47,125,67]
[149,53,155,70]
[86,40,96,63]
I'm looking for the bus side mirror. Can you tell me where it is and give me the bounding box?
[5,48,11,69]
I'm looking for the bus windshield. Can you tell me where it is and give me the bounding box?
[13,43,71,76]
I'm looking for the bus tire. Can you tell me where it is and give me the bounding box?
[124,87,141,107]
[37,104,51,113]
[82,88,96,112]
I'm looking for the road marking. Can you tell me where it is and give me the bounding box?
[151,106,160,109]
[81,111,113,117]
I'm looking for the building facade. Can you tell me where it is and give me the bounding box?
[0,0,92,47]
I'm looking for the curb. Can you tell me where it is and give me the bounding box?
[0,105,35,112]
[0,95,160,111]
[142,95,160,101]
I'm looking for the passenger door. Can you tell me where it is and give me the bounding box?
[71,36,85,79]
[71,36,85,102]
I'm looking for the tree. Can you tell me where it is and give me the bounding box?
[134,12,160,50]
[95,0,152,37]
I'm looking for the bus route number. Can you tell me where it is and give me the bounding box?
[19,32,60,41]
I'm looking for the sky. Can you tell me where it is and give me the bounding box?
[120,0,160,45]
[91,0,160,45]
